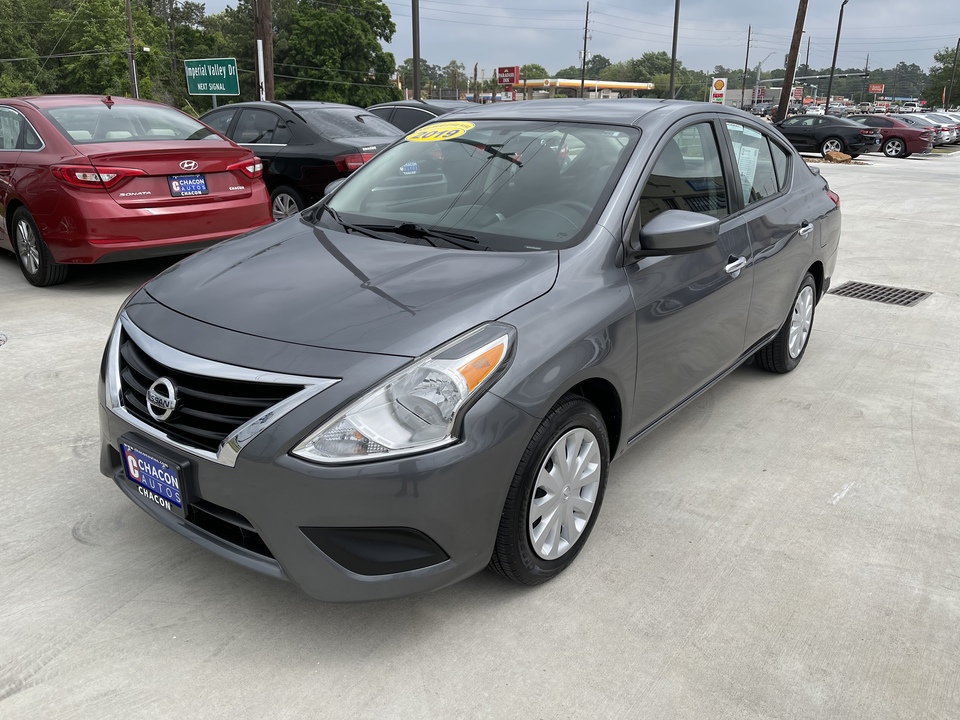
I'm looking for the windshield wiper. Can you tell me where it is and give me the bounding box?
[443,137,523,166]
[313,203,398,241]
[352,222,484,251]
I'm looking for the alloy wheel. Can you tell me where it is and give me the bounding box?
[528,427,602,560]
[272,193,300,221]
[822,138,843,154]
[884,139,903,157]
[789,286,815,358]
[16,218,40,275]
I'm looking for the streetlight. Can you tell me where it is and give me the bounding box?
[824,0,849,110]
[753,52,775,107]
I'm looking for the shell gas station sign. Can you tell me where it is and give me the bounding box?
[711,78,727,104]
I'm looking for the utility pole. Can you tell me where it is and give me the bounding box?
[741,25,751,109]
[579,1,590,99]
[125,0,139,98]
[948,37,960,109]
[774,0,809,122]
[824,0,849,111]
[805,35,811,72]
[668,0,680,98]
[473,63,479,103]
[254,0,274,100]
[412,0,421,100]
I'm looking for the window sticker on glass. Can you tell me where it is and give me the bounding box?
[405,121,475,142]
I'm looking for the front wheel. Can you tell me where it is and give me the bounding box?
[489,394,609,586]
[820,137,844,156]
[754,273,817,374]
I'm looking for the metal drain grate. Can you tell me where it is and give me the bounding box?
[829,281,931,307]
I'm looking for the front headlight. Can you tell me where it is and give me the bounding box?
[292,323,514,464]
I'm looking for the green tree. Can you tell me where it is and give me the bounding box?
[521,63,548,79]
[923,46,959,107]
[279,0,399,105]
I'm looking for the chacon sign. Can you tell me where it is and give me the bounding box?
[184,58,240,96]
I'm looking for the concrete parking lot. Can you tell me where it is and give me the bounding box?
[2,150,959,719]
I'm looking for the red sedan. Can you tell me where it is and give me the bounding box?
[0,95,272,286]
[847,114,935,158]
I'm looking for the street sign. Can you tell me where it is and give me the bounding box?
[868,83,885,94]
[497,66,519,85]
[184,58,240,96]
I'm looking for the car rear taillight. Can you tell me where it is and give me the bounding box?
[827,190,841,206]
[858,129,878,136]
[334,152,376,173]
[920,131,933,140]
[51,165,146,190]
[227,158,264,179]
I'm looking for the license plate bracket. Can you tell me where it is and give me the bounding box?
[119,434,192,519]
[168,173,208,197]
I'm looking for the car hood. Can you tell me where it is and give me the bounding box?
[145,217,558,357]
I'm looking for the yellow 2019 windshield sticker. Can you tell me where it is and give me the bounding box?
[405,121,475,142]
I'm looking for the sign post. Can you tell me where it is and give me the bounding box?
[497,66,520,101]
[184,58,240,108]
[711,77,728,104]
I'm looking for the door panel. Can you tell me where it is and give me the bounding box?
[626,120,753,435]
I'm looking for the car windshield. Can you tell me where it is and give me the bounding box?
[41,104,223,144]
[324,120,640,251]
[296,107,400,139]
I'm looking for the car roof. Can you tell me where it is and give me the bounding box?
[368,99,475,111]
[418,98,759,127]
[201,100,369,115]
[10,94,167,109]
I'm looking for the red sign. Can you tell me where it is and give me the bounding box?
[868,83,885,94]
[793,86,803,100]
[496,66,519,85]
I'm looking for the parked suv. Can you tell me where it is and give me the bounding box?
[201,101,402,220]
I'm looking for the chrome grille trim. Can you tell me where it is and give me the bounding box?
[105,313,339,467]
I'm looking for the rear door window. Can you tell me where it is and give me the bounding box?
[0,108,24,150]
[390,107,437,131]
[203,108,238,135]
[725,122,779,206]
[234,109,283,144]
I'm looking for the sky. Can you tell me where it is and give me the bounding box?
[205,0,960,77]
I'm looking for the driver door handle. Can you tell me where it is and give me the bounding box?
[799,222,814,237]
[725,256,747,278]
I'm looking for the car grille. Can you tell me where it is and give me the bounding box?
[118,330,303,453]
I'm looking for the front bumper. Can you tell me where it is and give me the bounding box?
[99,387,537,602]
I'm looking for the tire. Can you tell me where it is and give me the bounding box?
[754,273,817,374]
[882,137,907,158]
[820,137,844,156]
[12,207,68,287]
[270,185,304,221]
[489,394,609,585]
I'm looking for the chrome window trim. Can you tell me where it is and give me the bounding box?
[106,313,339,467]
[0,106,45,152]
[240,142,286,147]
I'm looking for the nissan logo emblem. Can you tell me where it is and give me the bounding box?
[179,160,199,171]
[146,377,179,422]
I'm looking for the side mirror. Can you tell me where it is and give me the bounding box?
[324,178,346,195]
[625,210,719,264]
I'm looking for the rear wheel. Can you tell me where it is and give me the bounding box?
[13,207,68,287]
[271,185,304,221]
[820,137,844,156]
[754,273,817,374]
[489,394,609,585]
[882,137,907,158]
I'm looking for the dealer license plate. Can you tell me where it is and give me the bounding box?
[120,442,187,518]
[168,174,208,197]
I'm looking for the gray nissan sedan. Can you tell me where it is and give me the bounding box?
[99,100,840,601]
